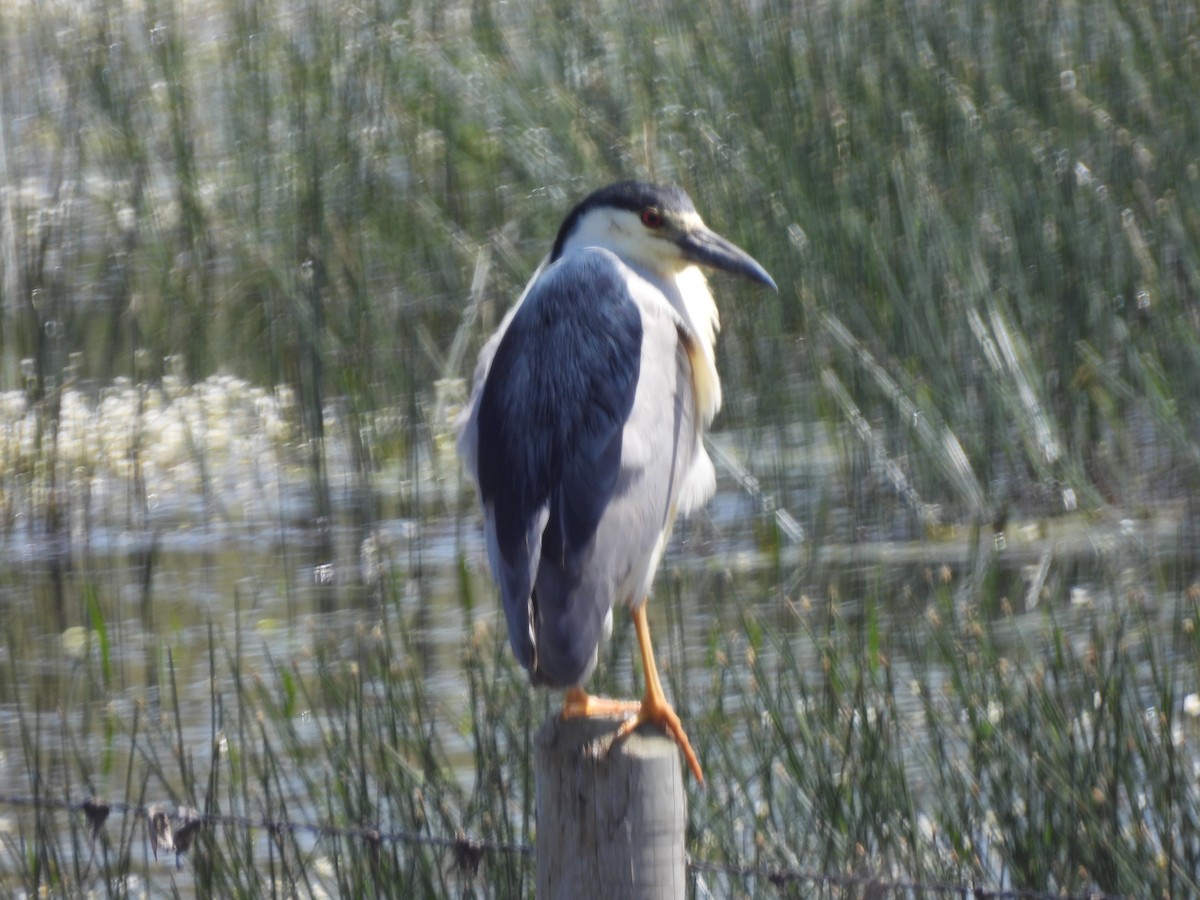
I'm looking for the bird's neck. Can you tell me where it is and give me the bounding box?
[668,265,723,425]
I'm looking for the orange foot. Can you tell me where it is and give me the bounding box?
[613,604,704,785]
[561,686,641,719]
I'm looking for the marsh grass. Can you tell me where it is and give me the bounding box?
[8,551,1198,897]
[685,565,1200,898]
[6,0,1200,528]
[3,0,1200,896]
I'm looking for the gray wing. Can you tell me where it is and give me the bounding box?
[461,249,710,688]
[462,250,643,681]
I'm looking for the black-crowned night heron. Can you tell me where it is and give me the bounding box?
[458,181,776,783]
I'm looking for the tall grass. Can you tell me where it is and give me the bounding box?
[2,0,1200,896]
[3,0,1198,528]
[3,548,1197,896]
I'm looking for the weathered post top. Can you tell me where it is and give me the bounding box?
[535,715,687,900]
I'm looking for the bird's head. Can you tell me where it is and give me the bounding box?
[550,181,777,290]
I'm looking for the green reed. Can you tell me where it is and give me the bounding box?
[3,0,1200,896]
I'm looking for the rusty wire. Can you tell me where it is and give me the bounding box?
[0,792,1127,899]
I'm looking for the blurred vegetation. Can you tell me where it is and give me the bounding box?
[3,0,1200,896]
[3,0,1199,529]
[4,549,1198,897]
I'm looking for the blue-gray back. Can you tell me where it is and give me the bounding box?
[474,250,643,678]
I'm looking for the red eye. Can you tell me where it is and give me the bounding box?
[640,208,664,229]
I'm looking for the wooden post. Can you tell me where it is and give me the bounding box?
[535,715,686,900]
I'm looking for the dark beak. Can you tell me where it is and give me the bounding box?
[680,225,777,290]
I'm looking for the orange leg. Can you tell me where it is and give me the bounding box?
[613,603,704,784]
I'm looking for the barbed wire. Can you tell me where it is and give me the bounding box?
[0,793,529,865]
[0,792,1128,899]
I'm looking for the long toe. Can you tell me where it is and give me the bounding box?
[614,694,704,784]
[561,686,642,719]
